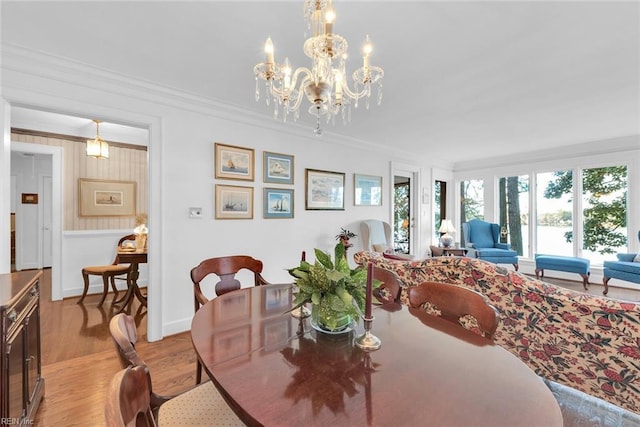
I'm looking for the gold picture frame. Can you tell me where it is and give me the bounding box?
[215,184,254,219]
[78,179,136,217]
[214,142,255,181]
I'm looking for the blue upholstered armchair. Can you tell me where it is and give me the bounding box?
[462,219,519,270]
[602,231,640,295]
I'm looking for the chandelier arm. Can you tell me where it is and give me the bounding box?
[289,67,314,93]
[341,80,370,100]
[287,76,311,112]
[267,68,313,110]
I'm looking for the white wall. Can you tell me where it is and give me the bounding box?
[0,46,435,340]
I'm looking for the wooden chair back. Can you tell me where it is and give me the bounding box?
[190,255,271,384]
[114,234,137,263]
[408,281,500,339]
[372,266,402,304]
[190,255,270,308]
[109,313,144,369]
[105,365,156,427]
[108,313,169,411]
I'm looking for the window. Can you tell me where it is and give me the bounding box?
[460,179,484,245]
[460,163,630,266]
[498,175,529,257]
[581,166,627,264]
[434,180,446,241]
[536,171,573,256]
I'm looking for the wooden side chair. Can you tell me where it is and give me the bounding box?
[408,281,500,339]
[108,314,244,426]
[190,255,272,383]
[105,365,156,427]
[372,266,402,304]
[190,255,272,306]
[78,234,136,307]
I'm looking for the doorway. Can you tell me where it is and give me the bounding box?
[10,142,62,300]
[391,163,421,256]
[393,175,411,254]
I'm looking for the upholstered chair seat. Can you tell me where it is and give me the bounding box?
[157,381,243,426]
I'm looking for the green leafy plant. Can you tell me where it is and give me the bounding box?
[288,242,368,329]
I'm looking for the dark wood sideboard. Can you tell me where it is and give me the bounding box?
[0,270,44,426]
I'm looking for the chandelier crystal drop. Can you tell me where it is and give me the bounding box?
[254,0,384,135]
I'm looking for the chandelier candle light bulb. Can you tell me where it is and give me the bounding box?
[325,8,335,36]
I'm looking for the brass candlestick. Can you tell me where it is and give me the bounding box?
[355,316,381,351]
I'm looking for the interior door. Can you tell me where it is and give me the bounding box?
[41,176,52,268]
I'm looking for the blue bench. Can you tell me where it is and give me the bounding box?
[535,254,590,289]
[603,253,640,295]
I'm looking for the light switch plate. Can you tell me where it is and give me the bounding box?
[189,207,203,218]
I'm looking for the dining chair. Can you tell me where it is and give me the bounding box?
[372,266,402,304]
[408,281,500,339]
[190,255,273,383]
[105,365,156,427]
[108,313,244,425]
[190,255,272,305]
[78,234,136,307]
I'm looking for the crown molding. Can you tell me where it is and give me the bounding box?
[453,134,640,173]
[1,43,414,160]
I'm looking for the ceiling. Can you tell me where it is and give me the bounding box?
[2,1,639,163]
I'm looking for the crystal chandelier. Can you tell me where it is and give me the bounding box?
[86,119,109,159]
[254,0,384,135]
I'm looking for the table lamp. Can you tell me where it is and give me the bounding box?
[438,219,456,248]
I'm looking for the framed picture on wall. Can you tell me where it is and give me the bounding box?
[263,151,294,184]
[305,168,345,210]
[215,184,254,219]
[354,174,382,206]
[214,142,255,181]
[78,179,136,217]
[263,188,294,219]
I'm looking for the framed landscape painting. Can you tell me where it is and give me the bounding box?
[78,179,136,217]
[214,142,255,181]
[263,151,294,184]
[305,169,345,210]
[263,188,294,219]
[354,174,382,206]
[215,184,253,219]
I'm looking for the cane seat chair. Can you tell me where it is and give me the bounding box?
[79,234,136,306]
[108,314,243,426]
[408,281,500,339]
[190,255,272,383]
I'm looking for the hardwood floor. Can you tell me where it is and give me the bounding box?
[33,268,640,426]
[36,269,198,426]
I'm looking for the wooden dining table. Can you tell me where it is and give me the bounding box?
[191,284,563,426]
[113,249,147,314]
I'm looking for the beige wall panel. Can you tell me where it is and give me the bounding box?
[12,132,148,231]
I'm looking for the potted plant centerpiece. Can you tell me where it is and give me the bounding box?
[288,242,368,333]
